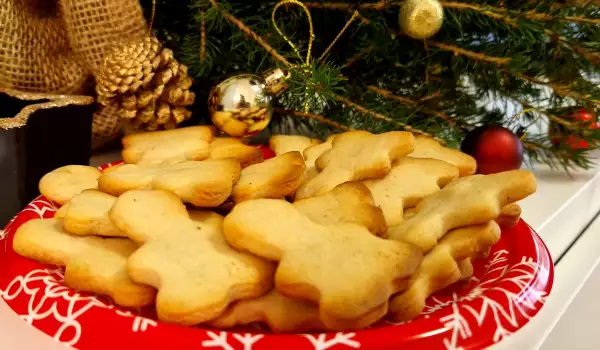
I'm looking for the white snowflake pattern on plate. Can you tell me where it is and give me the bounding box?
[0,268,109,347]
[303,332,361,350]
[202,331,264,350]
[422,250,548,349]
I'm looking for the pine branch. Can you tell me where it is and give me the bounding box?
[428,41,512,65]
[366,85,470,129]
[208,0,290,66]
[515,72,600,106]
[302,1,402,10]
[274,107,352,130]
[514,98,577,129]
[334,95,443,141]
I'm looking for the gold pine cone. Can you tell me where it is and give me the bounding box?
[96,36,195,131]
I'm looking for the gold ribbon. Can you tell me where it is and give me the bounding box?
[272,0,359,112]
[149,0,157,33]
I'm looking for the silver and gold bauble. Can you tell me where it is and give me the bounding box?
[399,0,444,40]
[208,68,290,137]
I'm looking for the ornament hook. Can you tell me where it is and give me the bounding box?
[272,0,315,66]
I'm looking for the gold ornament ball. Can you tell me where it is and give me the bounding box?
[399,0,444,40]
[209,73,282,138]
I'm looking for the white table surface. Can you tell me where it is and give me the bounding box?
[2,150,600,349]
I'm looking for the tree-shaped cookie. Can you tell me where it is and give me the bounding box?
[98,159,241,207]
[388,169,536,252]
[109,190,274,325]
[362,157,459,226]
[13,218,156,308]
[223,198,422,330]
[389,221,501,321]
[294,131,415,200]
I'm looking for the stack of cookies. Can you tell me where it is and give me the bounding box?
[14,126,537,333]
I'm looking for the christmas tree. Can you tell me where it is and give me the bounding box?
[146,0,600,171]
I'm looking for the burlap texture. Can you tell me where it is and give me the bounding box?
[91,102,125,150]
[60,0,148,75]
[0,0,148,149]
[0,0,88,94]
[60,0,148,149]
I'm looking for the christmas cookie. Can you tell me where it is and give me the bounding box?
[209,289,385,333]
[209,137,264,168]
[293,182,387,237]
[389,221,501,321]
[98,159,241,207]
[295,131,415,200]
[231,152,306,203]
[409,136,477,177]
[121,125,215,165]
[39,165,102,205]
[301,135,337,186]
[62,190,122,237]
[109,190,275,325]
[209,290,326,333]
[496,202,522,229]
[13,218,156,308]
[362,157,459,226]
[388,169,537,252]
[269,135,322,156]
[223,198,422,330]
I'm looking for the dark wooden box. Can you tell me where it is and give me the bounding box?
[0,91,95,226]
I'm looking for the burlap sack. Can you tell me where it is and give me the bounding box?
[60,0,148,149]
[60,0,148,75]
[0,0,88,94]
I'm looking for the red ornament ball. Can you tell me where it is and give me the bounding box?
[550,108,597,150]
[461,125,524,175]
[571,108,595,123]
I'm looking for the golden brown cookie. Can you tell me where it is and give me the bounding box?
[13,218,155,308]
[232,152,306,203]
[269,135,322,156]
[98,159,241,207]
[362,157,459,226]
[302,135,336,184]
[62,190,122,237]
[109,190,275,325]
[295,131,415,200]
[209,290,326,333]
[457,259,474,282]
[409,136,477,177]
[223,198,422,330]
[389,221,501,322]
[496,203,522,229]
[39,165,102,205]
[388,170,536,252]
[122,126,215,165]
[209,137,264,168]
[293,182,387,237]
[210,289,388,333]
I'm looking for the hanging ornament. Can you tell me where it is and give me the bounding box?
[209,0,359,137]
[399,0,445,40]
[208,68,290,138]
[96,36,196,131]
[461,125,524,175]
[549,108,599,150]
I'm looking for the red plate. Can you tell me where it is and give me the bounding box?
[0,161,553,350]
